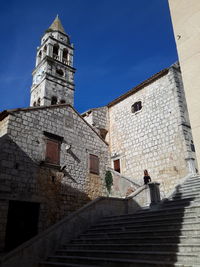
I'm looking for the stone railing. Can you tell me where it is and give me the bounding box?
[126,182,161,208]
[0,197,141,267]
[108,168,142,198]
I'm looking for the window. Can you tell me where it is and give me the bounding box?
[53,44,59,59]
[89,154,99,175]
[60,99,66,104]
[63,48,68,64]
[37,98,41,106]
[191,140,195,152]
[113,159,120,173]
[43,45,47,54]
[44,132,63,165]
[56,69,64,76]
[131,101,142,113]
[51,96,57,105]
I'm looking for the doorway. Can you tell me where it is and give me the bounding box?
[5,200,40,252]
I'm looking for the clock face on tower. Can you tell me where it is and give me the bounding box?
[33,65,46,85]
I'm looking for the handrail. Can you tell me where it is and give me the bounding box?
[108,168,141,188]
[126,185,147,199]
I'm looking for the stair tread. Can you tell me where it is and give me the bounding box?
[56,249,197,256]
[90,221,200,230]
[64,243,200,248]
[80,228,200,237]
[40,262,99,267]
[101,206,200,220]
[43,255,196,266]
[73,235,200,241]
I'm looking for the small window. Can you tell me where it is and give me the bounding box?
[191,140,195,152]
[51,96,57,105]
[37,98,41,106]
[132,101,142,113]
[113,159,120,173]
[43,45,47,54]
[56,69,64,76]
[60,99,66,104]
[89,154,99,175]
[33,101,36,107]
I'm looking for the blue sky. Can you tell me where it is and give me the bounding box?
[0,0,177,113]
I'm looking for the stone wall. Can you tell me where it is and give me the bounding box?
[108,66,195,195]
[82,107,109,141]
[0,105,108,251]
[168,0,200,170]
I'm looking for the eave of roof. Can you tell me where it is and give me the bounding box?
[107,68,169,107]
[0,104,108,145]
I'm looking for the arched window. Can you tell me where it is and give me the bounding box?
[56,69,64,76]
[51,96,57,105]
[63,48,68,64]
[38,51,42,64]
[37,98,41,106]
[60,99,66,104]
[33,101,36,107]
[53,44,59,59]
[131,101,142,113]
[191,140,195,152]
[43,45,47,54]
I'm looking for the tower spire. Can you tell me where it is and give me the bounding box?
[47,15,66,34]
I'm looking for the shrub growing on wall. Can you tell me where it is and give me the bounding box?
[105,170,113,194]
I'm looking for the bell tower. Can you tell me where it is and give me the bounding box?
[30,15,75,107]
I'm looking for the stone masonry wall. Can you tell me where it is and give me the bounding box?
[0,105,108,251]
[108,67,194,196]
[82,107,109,141]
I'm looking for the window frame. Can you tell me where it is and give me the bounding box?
[131,101,142,114]
[43,131,63,166]
[89,154,100,175]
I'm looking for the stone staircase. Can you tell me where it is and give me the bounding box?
[40,175,200,267]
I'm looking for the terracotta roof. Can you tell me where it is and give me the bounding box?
[107,68,169,107]
[47,15,66,34]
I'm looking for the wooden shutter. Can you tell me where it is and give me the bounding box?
[114,159,120,173]
[45,139,60,164]
[89,154,99,175]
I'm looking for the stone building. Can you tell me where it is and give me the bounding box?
[168,0,200,170]
[0,16,197,253]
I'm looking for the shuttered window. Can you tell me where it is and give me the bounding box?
[89,154,99,175]
[114,159,120,173]
[45,139,60,165]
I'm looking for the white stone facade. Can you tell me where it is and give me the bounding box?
[107,65,196,194]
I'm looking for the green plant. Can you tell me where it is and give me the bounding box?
[105,170,113,194]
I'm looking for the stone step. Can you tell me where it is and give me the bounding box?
[79,229,200,239]
[99,209,196,224]
[40,255,197,267]
[72,235,200,245]
[171,194,200,200]
[63,243,200,253]
[182,181,200,187]
[54,250,198,262]
[87,221,200,233]
[40,262,99,267]
[92,215,199,228]
[162,197,196,206]
[176,185,200,191]
[102,203,200,220]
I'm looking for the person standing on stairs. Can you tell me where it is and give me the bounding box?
[143,169,151,185]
